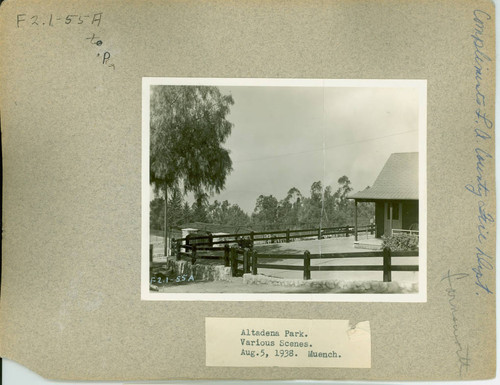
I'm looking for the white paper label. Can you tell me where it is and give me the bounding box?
[206,317,371,368]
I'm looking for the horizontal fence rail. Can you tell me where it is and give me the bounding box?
[159,238,417,283]
[248,247,418,282]
[151,224,422,283]
[160,224,418,283]
[174,224,375,248]
[392,229,419,237]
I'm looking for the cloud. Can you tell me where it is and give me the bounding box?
[190,85,420,213]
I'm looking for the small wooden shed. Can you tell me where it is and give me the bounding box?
[348,152,419,240]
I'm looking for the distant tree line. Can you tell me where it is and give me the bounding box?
[150,176,374,233]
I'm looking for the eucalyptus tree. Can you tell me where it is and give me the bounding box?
[150,85,234,255]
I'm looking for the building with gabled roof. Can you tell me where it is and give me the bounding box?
[348,152,419,240]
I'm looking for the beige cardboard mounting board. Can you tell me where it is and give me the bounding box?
[0,0,496,381]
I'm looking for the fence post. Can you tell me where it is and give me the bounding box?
[224,244,230,267]
[318,228,322,240]
[383,247,392,282]
[208,233,213,247]
[230,247,238,277]
[303,250,311,280]
[345,226,349,237]
[191,245,197,265]
[252,251,258,275]
[286,229,290,243]
[250,231,254,246]
[150,244,153,263]
[243,249,249,274]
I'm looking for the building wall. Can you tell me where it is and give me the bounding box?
[402,201,419,230]
[374,200,419,237]
[375,202,385,238]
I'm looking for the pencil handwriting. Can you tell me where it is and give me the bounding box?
[441,271,471,377]
[16,12,102,28]
[86,33,116,70]
[465,9,494,297]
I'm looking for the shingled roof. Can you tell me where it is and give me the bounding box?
[349,152,419,200]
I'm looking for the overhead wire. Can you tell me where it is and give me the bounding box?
[233,129,417,164]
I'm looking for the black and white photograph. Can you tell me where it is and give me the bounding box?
[142,78,426,301]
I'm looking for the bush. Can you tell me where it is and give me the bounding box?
[382,233,419,251]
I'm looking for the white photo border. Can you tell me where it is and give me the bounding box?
[141,78,427,302]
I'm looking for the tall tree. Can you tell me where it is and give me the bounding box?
[208,200,250,227]
[150,196,165,231]
[182,202,192,224]
[191,191,210,223]
[298,181,323,227]
[277,187,303,228]
[322,185,336,227]
[167,187,184,227]
[224,203,251,227]
[207,200,222,223]
[150,85,234,254]
[334,175,354,225]
[252,195,279,230]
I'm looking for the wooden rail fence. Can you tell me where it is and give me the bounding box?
[170,241,417,282]
[246,248,418,282]
[156,224,418,283]
[172,224,375,250]
[166,225,375,264]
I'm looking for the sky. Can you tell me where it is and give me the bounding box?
[152,84,421,214]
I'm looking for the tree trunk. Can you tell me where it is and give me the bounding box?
[163,186,169,256]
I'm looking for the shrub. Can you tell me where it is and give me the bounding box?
[382,233,419,251]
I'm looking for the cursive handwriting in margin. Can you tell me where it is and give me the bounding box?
[441,271,471,377]
[465,9,494,295]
